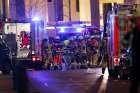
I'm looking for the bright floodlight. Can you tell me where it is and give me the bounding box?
[32,16,40,21]
[60,28,65,33]
[76,28,84,33]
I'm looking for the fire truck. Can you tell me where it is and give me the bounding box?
[2,20,45,70]
[106,4,140,78]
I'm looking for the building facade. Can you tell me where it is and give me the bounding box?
[0,0,26,21]
[15,0,25,20]
[0,0,10,20]
[0,0,137,25]
[26,0,135,27]
[25,0,91,24]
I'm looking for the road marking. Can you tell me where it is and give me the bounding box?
[87,68,96,73]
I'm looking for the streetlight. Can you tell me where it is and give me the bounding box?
[32,16,40,22]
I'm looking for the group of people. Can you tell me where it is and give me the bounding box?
[41,35,101,70]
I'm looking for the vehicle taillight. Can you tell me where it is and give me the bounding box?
[32,57,36,62]
[32,56,40,62]
[36,57,40,61]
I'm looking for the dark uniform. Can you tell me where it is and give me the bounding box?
[124,18,140,93]
[130,21,140,93]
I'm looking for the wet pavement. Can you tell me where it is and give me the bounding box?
[27,68,139,93]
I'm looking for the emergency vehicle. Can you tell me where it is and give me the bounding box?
[2,20,44,70]
[106,4,140,78]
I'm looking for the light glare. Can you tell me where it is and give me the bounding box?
[60,28,65,33]
[76,28,84,33]
[32,17,40,21]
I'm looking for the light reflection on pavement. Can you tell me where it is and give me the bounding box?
[97,68,109,93]
[27,68,132,93]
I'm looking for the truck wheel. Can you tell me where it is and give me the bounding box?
[108,69,119,78]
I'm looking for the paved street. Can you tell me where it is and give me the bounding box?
[27,68,139,93]
[0,74,16,93]
[0,68,140,93]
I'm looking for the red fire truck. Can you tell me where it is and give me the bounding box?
[2,20,44,70]
[106,4,140,78]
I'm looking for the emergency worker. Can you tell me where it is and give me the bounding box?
[90,37,99,65]
[124,17,140,93]
[130,18,140,93]
[41,39,52,69]
[99,32,108,74]
[41,39,48,62]
[87,39,92,66]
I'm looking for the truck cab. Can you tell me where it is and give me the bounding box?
[0,37,12,74]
